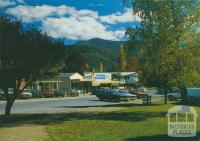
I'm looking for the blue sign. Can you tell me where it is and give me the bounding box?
[94,73,111,81]
[95,74,106,80]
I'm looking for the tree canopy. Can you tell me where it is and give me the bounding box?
[98,62,104,72]
[0,16,65,115]
[126,0,200,103]
[63,53,88,74]
[118,44,127,72]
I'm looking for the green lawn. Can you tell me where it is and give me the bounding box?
[45,103,200,141]
[0,101,200,141]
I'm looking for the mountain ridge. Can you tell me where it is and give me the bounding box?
[75,38,127,51]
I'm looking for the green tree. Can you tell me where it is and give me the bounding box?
[126,0,200,104]
[0,16,65,115]
[68,44,119,72]
[82,63,90,72]
[119,44,127,71]
[126,56,139,72]
[98,62,104,72]
[63,53,87,74]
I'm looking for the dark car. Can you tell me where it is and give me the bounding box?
[32,89,43,98]
[54,90,65,97]
[67,89,79,97]
[92,87,111,95]
[95,89,136,102]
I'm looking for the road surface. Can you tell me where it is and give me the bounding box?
[0,94,163,115]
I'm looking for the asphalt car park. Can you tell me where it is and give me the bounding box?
[0,94,163,115]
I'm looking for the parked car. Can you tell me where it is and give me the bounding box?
[167,93,181,101]
[20,89,32,99]
[129,88,138,94]
[44,90,54,98]
[129,87,147,95]
[95,89,136,102]
[138,87,147,92]
[0,89,13,99]
[32,89,43,98]
[54,90,65,97]
[187,88,200,104]
[113,90,137,101]
[92,87,113,95]
[0,89,5,99]
[67,89,79,97]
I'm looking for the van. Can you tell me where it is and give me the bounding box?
[187,88,200,104]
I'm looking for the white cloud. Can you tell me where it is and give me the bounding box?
[100,8,141,24]
[6,5,75,22]
[113,30,126,40]
[72,9,98,19]
[0,0,16,7]
[5,4,132,40]
[6,5,99,23]
[42,17,125,41]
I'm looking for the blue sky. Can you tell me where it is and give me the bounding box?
[0,0,140,44]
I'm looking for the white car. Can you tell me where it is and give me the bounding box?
[138,87,147,92]
[20,89,32,99]
[167,93,181,101]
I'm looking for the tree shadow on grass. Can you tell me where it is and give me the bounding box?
[54,102,162,108]
[125,133,200,141]
[170,101,200,109]
[0,109,166,128]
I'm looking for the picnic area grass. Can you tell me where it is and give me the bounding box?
[0,101,200,141]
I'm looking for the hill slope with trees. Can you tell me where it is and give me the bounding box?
[65,38,140,72]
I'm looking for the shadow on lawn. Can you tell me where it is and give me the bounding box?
[125,133,200,141]
[0,107,166,128]
[172,101,200,107]
[55,102,161,108]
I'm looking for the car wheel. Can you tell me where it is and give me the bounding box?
[99,97,104,101]
[168,95,174,101]
[114,98,120,102]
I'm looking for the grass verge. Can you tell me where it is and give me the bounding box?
[0,101,199,141]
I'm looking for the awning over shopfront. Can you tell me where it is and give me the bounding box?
[92,80,120,86]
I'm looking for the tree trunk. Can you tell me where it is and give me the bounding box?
[164,93,167,104]
[4,80,33,116]
[5,98,15,116]
[180,86,187,105]
[163,88,167,104]
[5,88,17,116]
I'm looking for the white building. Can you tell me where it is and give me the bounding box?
[59,73,92,94]
[57,72,139,94]
[59,73,83,93]
[83,72,138,88]
[112,72,138,84]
